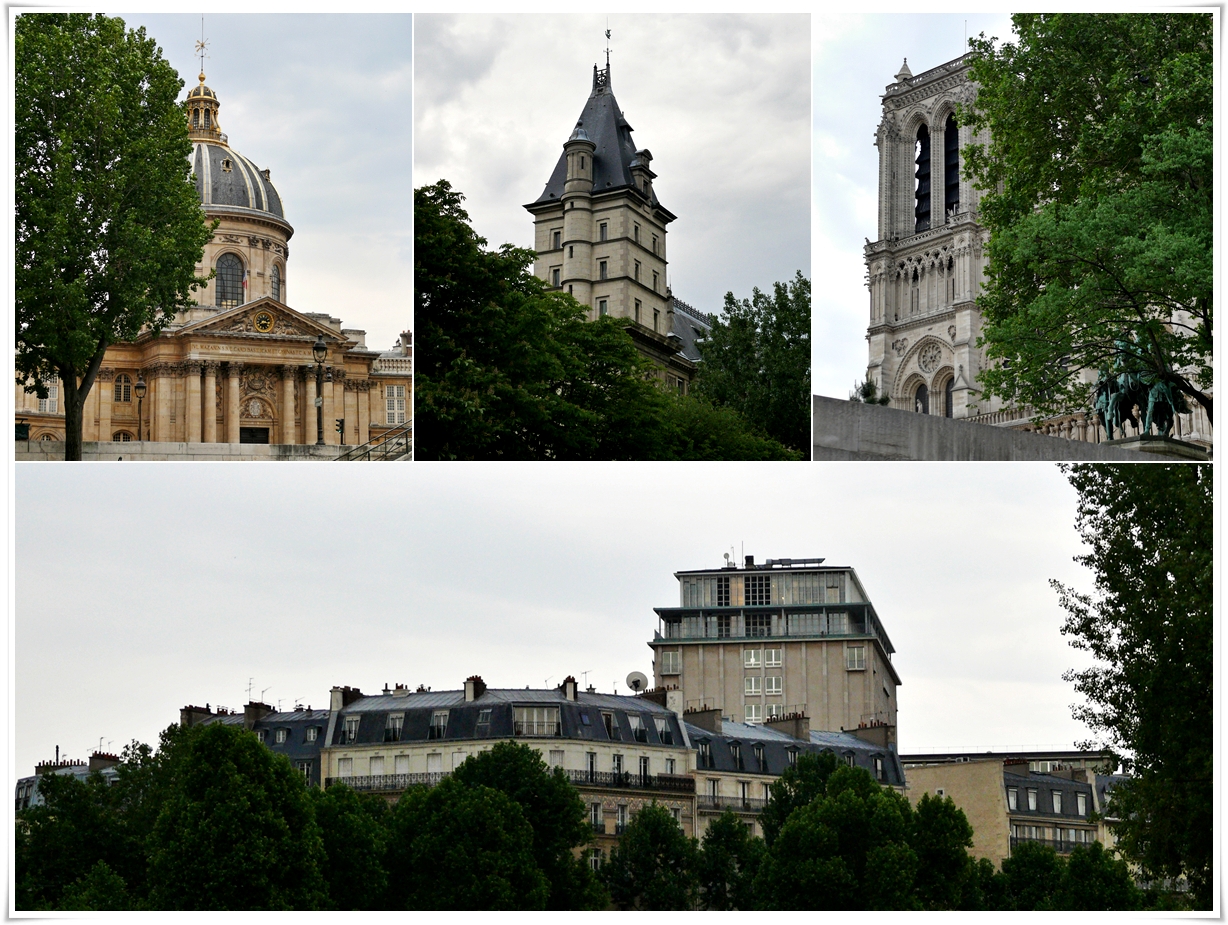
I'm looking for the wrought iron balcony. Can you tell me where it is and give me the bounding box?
[325,771,447,792]
[514,721,562,737]
[566,769,695,794]
[1010,835,1096,855]
[698,795,768,814]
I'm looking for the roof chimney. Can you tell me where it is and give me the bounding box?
[244,701,274,731]
[765,710,810,742]
[744,555,755,568]
[465,675,486,702]
[559,676,578,701]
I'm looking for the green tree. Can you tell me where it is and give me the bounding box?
[414,180,798,460]
[1054,842,1141,911]
[1000,840,1063,910]
[58,861,133,911]
[849,377,890,405]
[1054,463,1212,908]
[15,14,212,459]
[692,272,811,451]
[758,750,839,847]
[964,14,1212,423]
[384,777,548,910]
[145,723,327,910]
[308,784,389,910]
[696,810,765,910]
[602,802,698,910]
[911,792,975,910]
[450,741,606,909]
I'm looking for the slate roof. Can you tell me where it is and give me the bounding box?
[531,66,672,218]
[670,297,712,363]
[1004,770,1098,823]
[191,141,287,223]
[204,709,328,786]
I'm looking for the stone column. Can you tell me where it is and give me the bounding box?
[202,362,219,443]
[281,365,297,445]
[153,364,173,442]
[356,380,371,445]
[323,369,337,445]
[97,369,115,441]
[226,363,242,443]
[303,367,318,445]
[184,361,202,443]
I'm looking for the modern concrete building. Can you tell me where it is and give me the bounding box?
[648,555,900,733]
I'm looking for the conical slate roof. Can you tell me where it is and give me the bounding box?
[532,65,670,217]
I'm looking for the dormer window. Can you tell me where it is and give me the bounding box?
[221,158,233,172]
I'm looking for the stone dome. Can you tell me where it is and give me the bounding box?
[190,141,286,222]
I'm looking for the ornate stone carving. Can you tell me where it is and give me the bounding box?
[918,342,942,373]
[891,338,909,356]
[241,366,278,398]
[97,368,117,383]
[948,325,957,342]
[214,308,314,337]
[240,396,273,420]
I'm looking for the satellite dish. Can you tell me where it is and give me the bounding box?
[626,671,649,693]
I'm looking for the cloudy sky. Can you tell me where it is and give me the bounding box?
[112,13,413,352]
[811,13,1014,398]
[15,462,1103,776]
[414,14,811,319]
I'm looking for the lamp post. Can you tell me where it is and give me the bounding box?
[134,374,147,442]
[312,335,327,446]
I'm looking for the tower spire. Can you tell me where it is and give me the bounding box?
[194,16,209,83]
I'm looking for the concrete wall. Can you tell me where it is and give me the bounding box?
[813,396,1155,461]
[16,441,346,462]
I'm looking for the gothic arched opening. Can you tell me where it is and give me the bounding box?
[914,383,929,414]
[914,125,931,233]
[944,113,960,218]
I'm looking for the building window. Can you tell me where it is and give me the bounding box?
[588,848,603,870]
[634,260,641,281]
[37,378,58,414]
[112,431,133,442]
[698,741,712,768]
[653,308,659,332]
[846,646,866,671]
[915,123,931,233]
[633,223,640,243]
[639,755,650,779]
[552,268,560,287]
[745,704,762,724]
[787,748,798,768]
[386,384,407,425]
[343,716,360,744]
[599,260,608,280]
[579,156,585,170]
[549,750,565,768]
[944,112,960,217]
[427,753,442,773]
[744,649,762,668]
[634,299,642,324]
[717,614,731,638]
[385,713,404,742]
[765,676,782,695]
[753,744,765,769]
[628,715,648,743]
[568,245,574,258]
[275,728,287,744]
[113,374,132,402]
[1027,789,1038,811]
[590,802,603,830]
[652,271,659,292]
[672,806,682,823]
[514,706,560,736]
[612,754,623,775]
[568,284,573,295]
[1052,791,1062,814]
[616,804,628,832]
[337,757,353,777]
[1077,793,1087,816]
[665,757,676,775]
[765,703,783,719]
[586,751,597,777]
[746,574,770,606]
[747,613,771,637]
[874,757,885,781]
[652,716,673,745]
[707,778,719,798]
[369,755,385,776]
[731,743,744,770]
[599,223,608,241]
[476,709,492,737]
[745,676,762,695]
[306,726,319,742]
[553,230,561,249]
[661,650,681,675]
[255,729,266,743]
[717,576,730,607]
[915,383,929,414]
[271,264,281,301]
[598,299,608,316]
[652,234,659,255]
[602,712,618,739]
[429,710,449,739]
[216,253,244,308]
[765,648,782,667]
[1008,787,1018,810]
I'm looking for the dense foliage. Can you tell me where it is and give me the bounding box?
[1054,464,1212,908]
[414,180,800,460]
[964,14,1212,422]
[15,13,212,458]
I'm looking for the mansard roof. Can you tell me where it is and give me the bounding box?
[531,65,672,218]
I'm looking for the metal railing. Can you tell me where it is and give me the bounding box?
[326,771,446,792]
[566,770,696,794]
[335,420,412,461]
[698,795,768,814]
[1010,835,1096,855]
[514,721,562,737]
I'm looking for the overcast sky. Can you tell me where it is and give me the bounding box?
[15,462,1104,776]
[414,14,811,319]
[112,13,413,352]
[811,13,1014,398]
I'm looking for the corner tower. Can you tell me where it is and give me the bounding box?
[525,61,694,385]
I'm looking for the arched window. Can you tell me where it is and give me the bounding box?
[114,373,132,403]
[944,377,954,418]
[112,431,133,442]
[271,264,282,301]
[944,113,960,218]
[914,383,929,414]
[38,433,57,441]
[216,253,244,308]
[204,109,211,128]
[914,124,931,233]
[192,108,199,129]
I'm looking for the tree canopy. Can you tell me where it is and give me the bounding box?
[15,13,212,458]
[414,180,800,460]
[964,14,1212,423]
[602,802,699,910]
[1054,463,1212,908]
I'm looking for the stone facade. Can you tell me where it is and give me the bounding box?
[15,73,412,454]
[525,62,696,389]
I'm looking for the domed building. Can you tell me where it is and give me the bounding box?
[16,73,412,459]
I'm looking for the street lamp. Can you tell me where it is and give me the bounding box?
[134,374,147,442]
[312,335,327,446]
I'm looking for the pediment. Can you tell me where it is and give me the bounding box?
[176,298,344,342]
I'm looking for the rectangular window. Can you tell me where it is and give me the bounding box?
[37,379,58,414]
[475,709,492,737]
[633,223,640,243]
[386,384,406,425]
[1077,793,1087,816]
[598,299,608,316]
[665,757,676,775]
[745,574,770,606]
[255,729,266,744]
[1052,791,1062,814]
[731,743,743,769]
[343,716,360,744]
[306,726,318,742]
[744,704,762,723]
[628,715,648,743]
[551,267,560,287]
[275,728,287,744]
[338,757,353,777]
[369,755,384,776]
[653,308,660,332]
[427,753,442,774]
[612,754,623,775]
[654,716,674,745]
[660,650,681,674]
[552,230,561,249]
[514,705,560,736]
[698,741,711,767]
[590,802,603,829]
[765,703,783,719]
[549,750,565,768]
[395,755,409,775]
[602,712,618,739]
[588,848,603,870]
[744,649,762,668]
[634,260,641,281]
[617,804,628,831]
[652,271,659,292]
[707,779,719,798]
[569,245,573,258]
[1008,787,1018,810]
[295,760,312,782]
[765,648,782,667]
[747,613,771,637]
[599,223,608,241]
[717,614,731,638]
[429,711,449,739]
[1027,789,1038,811]
[765,676,782,695]
[652,234,659,255]
[875,757,885,781]
[745,676,762,695]
[846,646,866,671]
[586,751,597,777]
[672,806,681,823]
[599,260,608,279]
[634,299,642,324]
[639,756,650,779]
[385,713,404,742]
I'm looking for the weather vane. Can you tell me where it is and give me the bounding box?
[195,16,209,79]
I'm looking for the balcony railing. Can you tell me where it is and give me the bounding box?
[698,795,768,814]
[326,772,447,792]
[590,820,607,835]
[1010,835,1096,855]
[514,721,562,737]
[566,770,695,794]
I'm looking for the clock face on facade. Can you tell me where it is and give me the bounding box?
[253,311,274,333]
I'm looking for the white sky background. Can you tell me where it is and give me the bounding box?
[414,14,811,318]
[811,13,1015,399]
[15,462,1101,776]
[112,13,413,352]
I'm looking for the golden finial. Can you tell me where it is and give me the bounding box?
[194,16,209,81]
